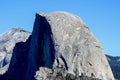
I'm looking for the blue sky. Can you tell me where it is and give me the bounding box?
[0,0,120,56]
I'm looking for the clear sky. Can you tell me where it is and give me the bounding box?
[0,0,120,56]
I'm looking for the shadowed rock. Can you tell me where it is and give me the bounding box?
[1,14,55,80]
[0,11,115,80]
[34,12,114,80]
[25,14,55,80]
[0,28,30,74]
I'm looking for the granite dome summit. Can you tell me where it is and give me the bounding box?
[0,11,114,80]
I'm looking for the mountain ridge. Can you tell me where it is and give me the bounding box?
[0,27,30,74]
[0,11,115,80]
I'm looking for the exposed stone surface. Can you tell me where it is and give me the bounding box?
[36,12,114,80]
[0,11,115,80]
[0,28,30,74]
[35,67,101,80]
[0,64,9,75]
[25,14,55,80]
[0,14,55,80]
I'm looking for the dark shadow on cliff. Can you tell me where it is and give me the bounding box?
[0,35,31,80]
[25,14,55,80]
[0,14,55,80]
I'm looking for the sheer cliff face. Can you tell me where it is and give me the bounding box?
[38,12,114,80]
[4,15,55,80]
[1,12,114,80]
[25,15,55,80]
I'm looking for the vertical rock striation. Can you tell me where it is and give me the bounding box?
[25,14,55,80]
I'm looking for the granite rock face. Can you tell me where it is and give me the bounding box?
[35,12,114,80]
[25,14,55,80]
[35,67,101,80]
[0,12,115,80]
[0,14,55,80]
[0,28,30,74]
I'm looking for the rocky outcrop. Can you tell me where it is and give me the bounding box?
[0,28,30,74]
[35,12,114,80]
[0,14,55,80]
[0,11,115,80]
[35,67,101,80]
[25,14,55,80]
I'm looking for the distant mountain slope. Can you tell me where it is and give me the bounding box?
[106,55,120,80]
[0,28,30,69]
